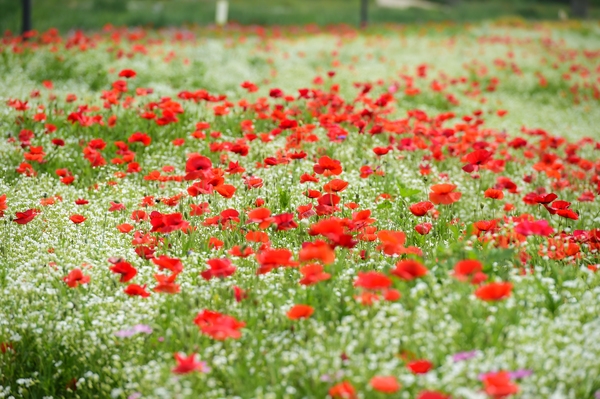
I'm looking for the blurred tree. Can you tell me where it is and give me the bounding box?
[571,0,589,17]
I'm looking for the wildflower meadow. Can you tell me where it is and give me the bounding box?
[1,20,600,399]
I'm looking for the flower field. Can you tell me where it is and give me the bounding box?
[1,21,600,399]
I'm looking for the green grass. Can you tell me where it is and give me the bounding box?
[1,0,599,34]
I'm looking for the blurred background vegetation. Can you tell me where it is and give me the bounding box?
[0,0,598,33]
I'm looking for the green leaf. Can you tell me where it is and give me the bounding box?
[377,201,393,210]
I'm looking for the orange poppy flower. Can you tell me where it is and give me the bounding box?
[287,304,314,320]
[429,184,462,205]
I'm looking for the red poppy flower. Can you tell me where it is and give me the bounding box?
[246,231,269,243]
[194,310,245,340]
[482,371,519,398]
[233,286,248,302]
[14,209,39,225]
[373,146,391,156]
[153,273,180,294]
[229,245,254,258]
[247,208,274,229]
[152,255,183,274]
[407,359,433,374]
[360,165,374,178]
[329,381,356,399]
[354,271,392,291]
[297,203,316,220]
[578,191,595,202]
[287,304,314,320]
[370,376,401,393]
[323,179,349,193]
[172,353,209,374]
[150,211,189,233]
[453,260,487,284]
[391,260,428,280]
[118,69,136,78]
[110,261,137,283]
[304,189,322,199]
[523,192,557,205]
[463,149,493,172]
[215,184,236,199]
[299,263,331,286]
[208,237,224,249]
[190,202,210,216]
[548,200,578,220]
[124,284,150,297]
[409,201,434,217]
[376,230,407,256]
[109,202,126,212]
[201,258,236,280]
[63,268,90,288]
[69,214,86,224]
[429,184,462,205]
[416,391,450,399]
[300,173,320,183]
[485,188,504,200]
[474,219,498,232]
[514,220,554,237]
[131,210,147,222]
[313,156,342,176]
[244,176,263,189]
[0,194,7,218]
[415,222,432,235]
[187,180,214,196]
[299,240,335,264]
[185,153,212,176]
[475,282,513,301]
[273,213,298,231]
[128,132,151,146]
[256,248,298,274]
[384,288,401,301]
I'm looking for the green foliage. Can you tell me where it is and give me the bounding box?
[2,0,599,34]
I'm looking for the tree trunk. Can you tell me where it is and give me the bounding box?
[21,0,31,36]
[571,0,589,18]
[360,0,368,28]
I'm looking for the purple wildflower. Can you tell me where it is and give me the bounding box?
[114,324,153,338]
[509,369,533,379]
[452,350,479,362]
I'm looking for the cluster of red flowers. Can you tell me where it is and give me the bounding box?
[2,24,599,399]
